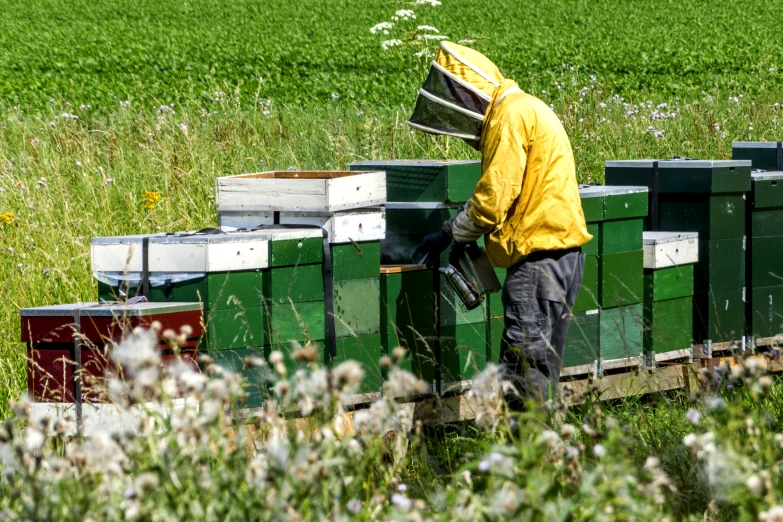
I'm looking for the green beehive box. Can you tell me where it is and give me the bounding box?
[583,223,600,255]
[658,194,746,240]
[695,238,746,292]
[326,334,384,394]
[331,241,381,280]
[579,185,649,222]
[350,159,481,203]
[751,209,783,238]
[644,265,694,302]
[600,219,644,254]
[380,266,435,330]
[600,250,644,308]
[382,326,437,390]
[385,206,456,235]
[265,301,325,347]
[643,297,693,354]
[210,348,272,409]
[693,289,745,344]
[488,317,504,366]
[563,309,600,368]
[748,236,783,288]
[202,307,266,352]
[269,236,324,267]
[440,272,488,326]
[599,304,644,361]
[440,323,488,387]
[732,142,783,171]
[605,159,752,194]
[573,255,600,312]
[333,278,381,337]
[264,264,324,304]
[749,286,783,338]
[749,170,783,210]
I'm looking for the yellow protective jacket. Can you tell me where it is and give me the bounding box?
[408,42,592,268]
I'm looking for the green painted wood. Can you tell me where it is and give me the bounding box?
[695,238,745,292]
[573,255,600,313]
[265,301,325,346]
[327,334,384,394]
[381,326,437,389]
[605,163,751,194]
[658,194,745,240]
[644,265,694,302]
[693,289,745,344]
[600,218,643,254]
[333,277,381,337]
[331,241,381,280]
[749,286,783,338]
[600,250,643,308]
[488,318,503,366]
[643,297,693,354]
[733,144,781,171]
[202,306,266,351]
[269,237,323,267]
[604,191,648,220]
[440,323,488,385]
[583,223,600,255]
[752,179,783,210]
[264,264,324,304]
[210,348,271,409]
[440,273,487,326]
[386,208,453,235]
[207,271,264,310]
[351,160,481,203]
[580,195,604,223]
[563,310,599,367]
[599,304,643,361]
[749,236,783,288]
[380,269,436,332]
[752,210,783,238]
[98,272,266,311]
[487,293,504,319]
[263,340,324,379]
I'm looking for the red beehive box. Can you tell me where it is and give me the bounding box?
[21,302,203,403]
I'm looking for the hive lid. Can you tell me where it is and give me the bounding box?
[385,201,461,209]
[20,301,202,317]
[350,159,479,167]
[752,169,783,181]
[578,185,648,198]
[643,231,698,244]
[733,141,781,149]
[605,159,752,169]
[90,227,321,245]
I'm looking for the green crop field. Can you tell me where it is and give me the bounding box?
[1,0,783,520]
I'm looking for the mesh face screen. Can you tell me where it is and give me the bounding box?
[422,66,490,117]
[408,91,482,140]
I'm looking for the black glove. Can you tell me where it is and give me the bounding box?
[411,230,452,266]
[448,240,466,267]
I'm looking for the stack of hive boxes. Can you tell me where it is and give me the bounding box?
[91,228,325,408]
[570,186,648,367]
[214,170,387,396]
[350,160,489,391]
[605,160,751,349]
[732,143,783,341]
[642,232,698,360]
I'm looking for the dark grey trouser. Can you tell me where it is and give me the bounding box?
[499,249,584,408]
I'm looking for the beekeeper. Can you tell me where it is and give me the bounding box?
[410,41,592,407]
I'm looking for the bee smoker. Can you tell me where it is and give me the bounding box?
[438,241,501,310]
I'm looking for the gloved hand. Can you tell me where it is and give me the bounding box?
[411,230,452,266]
[448,240,466,267]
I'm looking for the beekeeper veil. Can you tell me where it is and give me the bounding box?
[408,41,504,149]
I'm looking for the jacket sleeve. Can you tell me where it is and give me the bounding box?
[441,202,492,243]
[467,118,528,229]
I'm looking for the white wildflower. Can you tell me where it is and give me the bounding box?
[381,39,403,51]
[370,22,393,34]
[417,25,439,32]
[685,409,701,426]
[415,0,442,5]
[178,123,187,134]
[331,360,364,392]
[392,9,416,20]
[24,428,45,452]
[593,444,606,458]
[761,506,783,522]
[391,493,412,509]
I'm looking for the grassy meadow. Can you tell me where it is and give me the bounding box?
[1,0,783,519]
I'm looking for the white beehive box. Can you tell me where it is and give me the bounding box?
[91,228,322,273]
[218,207,386,244]
[643,231,699,269]
[216,170,386,212]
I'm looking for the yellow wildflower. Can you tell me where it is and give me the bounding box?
[141,191,162,210]
[0,212,14,223]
